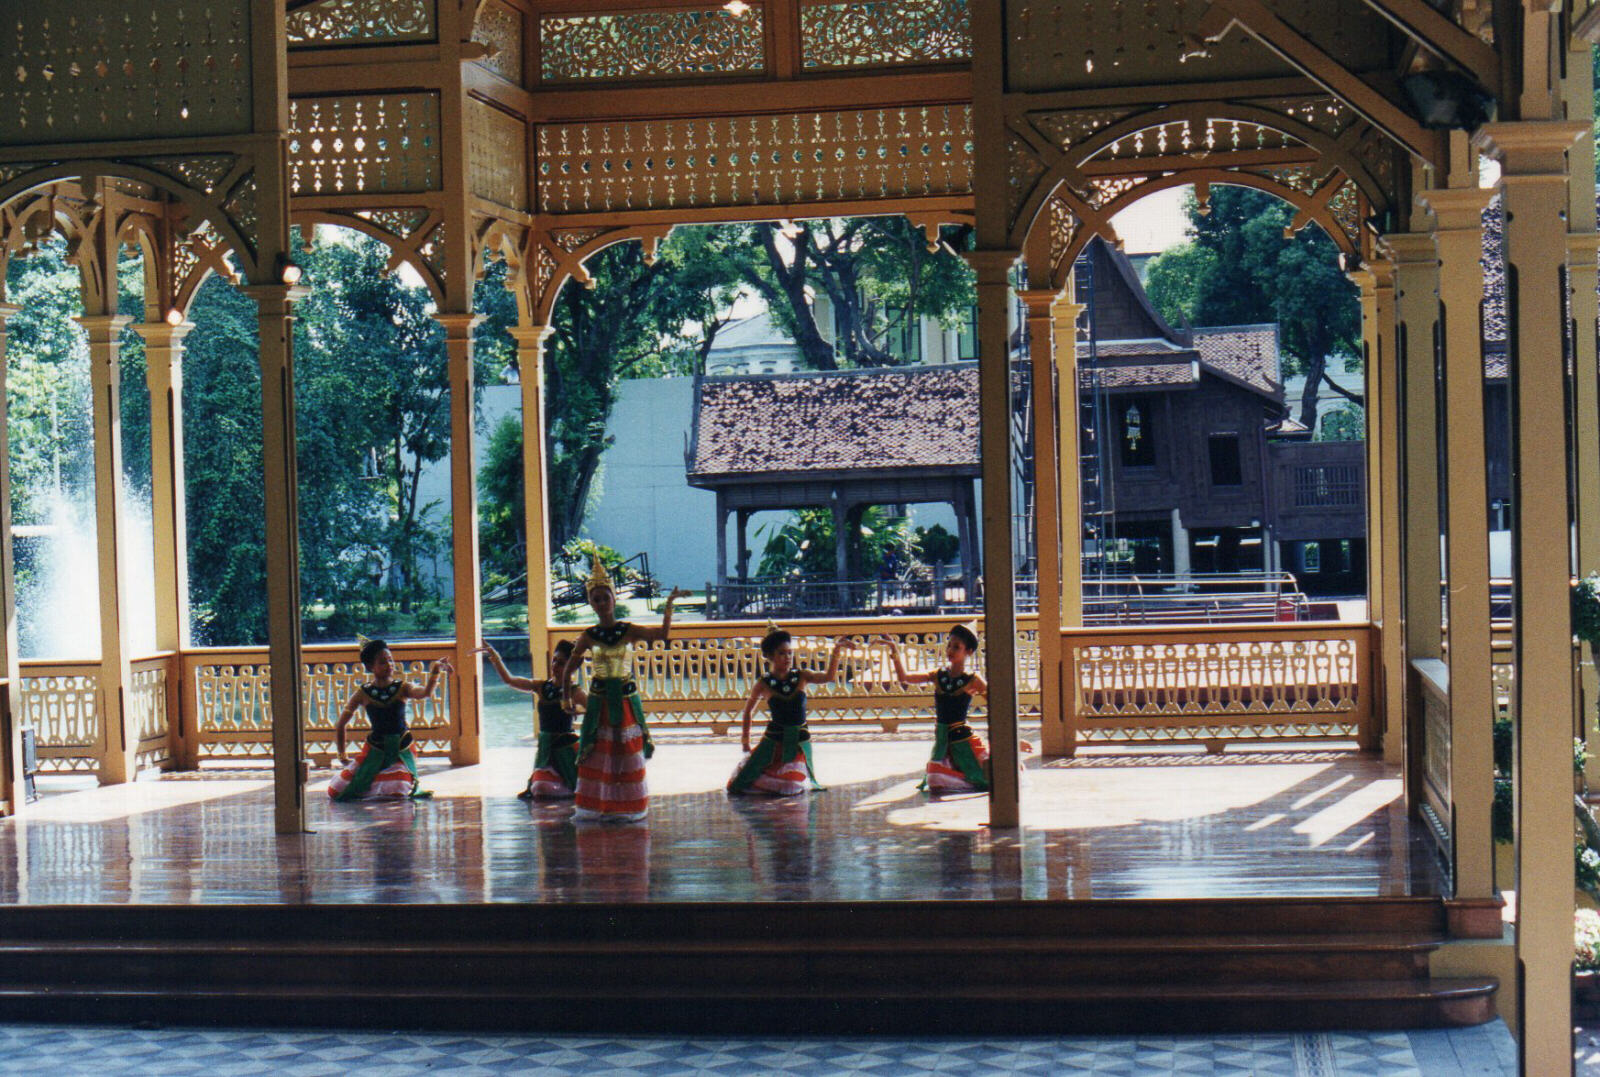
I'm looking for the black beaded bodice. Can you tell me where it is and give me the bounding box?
[586,622,631,646]
[933,669,974,725]
[764,670,807,727]
[537,679,572,734]
[362,681,407,737]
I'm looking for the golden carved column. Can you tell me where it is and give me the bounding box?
[510,325,554,677]
[0,306,24,813]
[80,314,136,785]
[1476,118,1588,1071]
[1352,257,1403,762]
[437,313,483,766]
[245,283,310,834]
[971,249,1022,829]
[1018,289,1063,757]
[1418,184,1498,903]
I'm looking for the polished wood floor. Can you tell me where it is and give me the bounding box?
[0,735,1441,904]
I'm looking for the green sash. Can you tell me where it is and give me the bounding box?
[920,723,990,791]
[533,730,580,791]
[578,679,653,760]
[336,733,430,801]
[728,724,822,794]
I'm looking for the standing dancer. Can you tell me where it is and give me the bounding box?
[727,624,853,796]
[479,639,585,800]
[877,623,992,792]
[329,638,453,801]
[561,558,687,821]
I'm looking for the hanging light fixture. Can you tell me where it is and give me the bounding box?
[723,0,751,15]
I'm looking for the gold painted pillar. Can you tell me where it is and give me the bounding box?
[1389,233,1443,669]
[511,325,554,673]
[1018,290,1063,756]
[1476,118,1588,1072]
[1353,257,1403,762]
[1419,183,1498,903]
[0,306,24,813]
[1565,40,1600,784]
[245,283,310,834]
[437,313,483,766]
[80,315,136,785]
[132,321,194,768]
[1054,292,1084,630]
[971,249,1022,829]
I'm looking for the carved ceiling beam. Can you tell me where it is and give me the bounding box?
[1078,146,1320,176]
[1357,0,1499,83]
[1196,0,1446,166]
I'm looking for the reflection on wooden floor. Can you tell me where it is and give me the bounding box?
[0,736,1441,904]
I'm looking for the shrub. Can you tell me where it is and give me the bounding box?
[1577,909,1600,971]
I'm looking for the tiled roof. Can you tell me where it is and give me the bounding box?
[1192,325,1282,397]
[688,364,979,481]
[1078,358,1197,390]
[1482,195,1506,346]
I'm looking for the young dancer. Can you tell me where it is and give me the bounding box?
[877,622,992,792]
[479,639,585,800]
[329,638,453,801]
[727,624,853,796]
[560,559,687,821]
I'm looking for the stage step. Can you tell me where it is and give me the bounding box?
[0,899,1496,1034]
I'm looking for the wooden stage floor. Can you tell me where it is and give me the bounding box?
[0,736,1442,904]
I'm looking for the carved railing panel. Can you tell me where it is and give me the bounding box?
[468,99,529,213]
[551,616,1040,732]
[535,105,973,215]
[0,1,254,145]
[17,663,101,774]
[471,0,524,83]
[188,642,455,760]
[800,0,971,69]
[288,94,442,196]
[538,7,766,83]
[287,0,436,47]
[130,656,172,770]
[1063,624,1374,748]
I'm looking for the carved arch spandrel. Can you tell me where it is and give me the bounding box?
[0,160,264,284]
[1007,100,1395,256]
[1023,167,1365,294]
[522,224,674,328]
[291,209,450,306]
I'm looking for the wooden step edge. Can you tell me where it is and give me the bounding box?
[0,977,1497,1004]
[0,934,1450,958]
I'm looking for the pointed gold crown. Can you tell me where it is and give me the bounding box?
[764,618,782,637]
[958,619,979,639]
[585,555,614,595]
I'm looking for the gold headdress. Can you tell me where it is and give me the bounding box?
[951,619,981,650]
[764,618,782,637]
[584,556,614,596]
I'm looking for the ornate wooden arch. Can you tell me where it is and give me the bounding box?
[0,160,263,280]
[1008,98,1396,282]
[1024,167,1365,294]
[523,223,674,327]
[293,209,451,306]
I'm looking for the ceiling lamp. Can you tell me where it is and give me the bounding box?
[723,0,751,15]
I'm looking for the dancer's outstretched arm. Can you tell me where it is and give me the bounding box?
[631,587,689,644]
[873,636,935,685]
[478,643,535,691]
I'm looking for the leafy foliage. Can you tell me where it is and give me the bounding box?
[755,506,915,579]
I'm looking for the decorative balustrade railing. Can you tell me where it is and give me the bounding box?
[11,618,1383,776]
[184,642,456,763]
[706,576,1001,620]
[18,661,102,775]
[1060,622,1376,752]
[551,615,1041,734]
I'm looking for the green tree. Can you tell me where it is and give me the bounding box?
[1143,187,1361,430]
[478,413,525,598]
[756,506,914,578]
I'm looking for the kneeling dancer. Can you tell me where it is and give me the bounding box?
[878,622,991,792]
[728,625,852,796]
[329,638,452,801]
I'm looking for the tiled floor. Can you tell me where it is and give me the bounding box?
[5,738,1440,903]
[0,1022,1521,1076]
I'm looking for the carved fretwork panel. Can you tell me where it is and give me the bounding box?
[471,0,524,83]
[0,1,254,145]
[535,106,973,214]
[468,99,529,213]
[800,0,972,69]
[537,7,767,83]
[288,94,442,196]
[286,0,437,47]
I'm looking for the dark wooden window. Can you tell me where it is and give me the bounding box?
[1208,433,1243,486]
[1118,396,1156,467]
